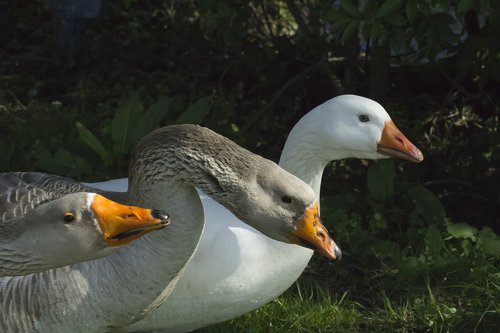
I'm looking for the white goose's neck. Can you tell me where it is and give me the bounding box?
[279,119,345,202]
[279,143,327,200]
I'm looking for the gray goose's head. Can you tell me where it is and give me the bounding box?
[0,192,169,276]
[129,124,341,260]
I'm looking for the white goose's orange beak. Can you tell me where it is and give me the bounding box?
[377,120,424,163]
[287,202,341,260]
[90,194,170,246]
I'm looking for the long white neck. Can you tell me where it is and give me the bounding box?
[278,113,345,202]
[279,141,327,200]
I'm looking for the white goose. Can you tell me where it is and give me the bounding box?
[0,173,169,277]
[92,95,422,332]
[0,125,336,332]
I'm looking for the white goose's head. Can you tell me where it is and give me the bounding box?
[1,193,169,276]
[287,94,423,162]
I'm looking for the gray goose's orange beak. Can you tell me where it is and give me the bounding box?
[377,120,424,163]
[287,202,341,260]
[90,194,170,246]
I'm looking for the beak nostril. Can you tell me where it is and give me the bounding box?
[334,245,342,260]
[152,209,170,221]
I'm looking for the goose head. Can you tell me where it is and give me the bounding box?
[130,124,341,260]
[287,95,423,162]
[2,192,169,275]
[229,157,341,260]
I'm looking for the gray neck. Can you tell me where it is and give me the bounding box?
[129,125,256,218]
[0,219,44,276]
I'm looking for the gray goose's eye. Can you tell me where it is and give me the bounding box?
[281,196,293,204]
[359,114,370,122]
[63,213,76,223]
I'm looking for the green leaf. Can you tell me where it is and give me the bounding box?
[371,212,387,230]
[405,0,418,23]
[360,20,371,40]
[131,96,171,144]
[385,14,406,26]
[398,256,427,281]
[321,193,357,211]
[371,240,397,257]
[332,17,354,31]
[457,0,475,13]
[447,223,477,241]
[367,159,394,204]
[376,0,402,19]
[0,141,12,171]
[75,122,112,166]
[328,9,354,31]
[425,225,444,258]
[370,20,383,41]
[112,91,143,154]
[176,95,212,124]
[408,185,446,224]
[35,149,91,178]
[478,238,500,256]
[341,20,359,41]
[324,8,350,24]
[437,0,450,9]
[477,228,500,256]
[479,0,490,13]
[340,0,361,19]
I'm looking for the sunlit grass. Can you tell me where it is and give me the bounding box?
[196,268,499,333]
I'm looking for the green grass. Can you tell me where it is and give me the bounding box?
[196,272,499,333]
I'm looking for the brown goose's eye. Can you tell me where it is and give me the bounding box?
[281,196,293,204]
[63,213,75,223]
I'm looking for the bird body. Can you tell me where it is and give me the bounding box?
[0,124,332,332]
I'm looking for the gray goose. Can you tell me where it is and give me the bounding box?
[0,172,169,277]
[0,124,338,332]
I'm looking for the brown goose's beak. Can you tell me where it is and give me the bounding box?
[377,120,424,163]
[90,194,170,246]
[287,202,341,260]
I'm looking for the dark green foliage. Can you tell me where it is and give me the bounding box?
[0,0,499,331]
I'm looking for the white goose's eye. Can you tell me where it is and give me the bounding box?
[63,213,76,223]
[358,114,370,122]
[281,196,293,204]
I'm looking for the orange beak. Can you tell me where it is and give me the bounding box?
[90,194,170,246]
[287,202,341,260]
[377,120,424,163]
